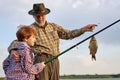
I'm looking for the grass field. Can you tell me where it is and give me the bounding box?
[0,77,5,80]
[1,74,120,79]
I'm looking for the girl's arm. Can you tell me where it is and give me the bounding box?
[19,48,45,74]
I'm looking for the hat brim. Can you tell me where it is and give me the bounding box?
[28,8,50,16]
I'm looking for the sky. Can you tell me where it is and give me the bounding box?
[0,0,120,77]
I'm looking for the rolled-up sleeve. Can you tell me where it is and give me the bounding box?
[8,40,18,53]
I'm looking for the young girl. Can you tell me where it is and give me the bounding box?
[3,25,45,80]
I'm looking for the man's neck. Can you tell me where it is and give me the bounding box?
[35,21,48,28]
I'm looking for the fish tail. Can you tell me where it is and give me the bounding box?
[92,55,96,61]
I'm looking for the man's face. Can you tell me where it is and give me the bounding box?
[34,15,46,26]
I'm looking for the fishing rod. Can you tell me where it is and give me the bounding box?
[45,19,120,64]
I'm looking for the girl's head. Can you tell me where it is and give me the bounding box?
[16,25,37,46]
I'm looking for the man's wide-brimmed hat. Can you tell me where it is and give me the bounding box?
[28,3,50,16]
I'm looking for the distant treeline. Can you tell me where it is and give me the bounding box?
[1,74,120,79]
[60,74,120,79]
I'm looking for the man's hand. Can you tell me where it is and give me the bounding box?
[11,50,21,62]
[82,24,97,32]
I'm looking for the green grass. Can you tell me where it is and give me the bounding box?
[60,74,120,79]
[1,74,120,79]
[0,77,5,80]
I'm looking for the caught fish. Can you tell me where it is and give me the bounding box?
[89,36,98,61]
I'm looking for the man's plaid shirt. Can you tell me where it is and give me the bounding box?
[30,22,85,56]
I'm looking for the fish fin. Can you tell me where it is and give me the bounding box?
[90,52,92,55]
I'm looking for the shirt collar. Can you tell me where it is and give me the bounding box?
[35,21,48,28]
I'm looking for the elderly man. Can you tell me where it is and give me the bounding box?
[8,3,97,80]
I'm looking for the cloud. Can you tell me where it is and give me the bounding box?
[71,0,104,9]
[72,0,82,9]
[59,49,120,75]
[0,47,8,77]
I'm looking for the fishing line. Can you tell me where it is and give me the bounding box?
[45,19,120,64]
